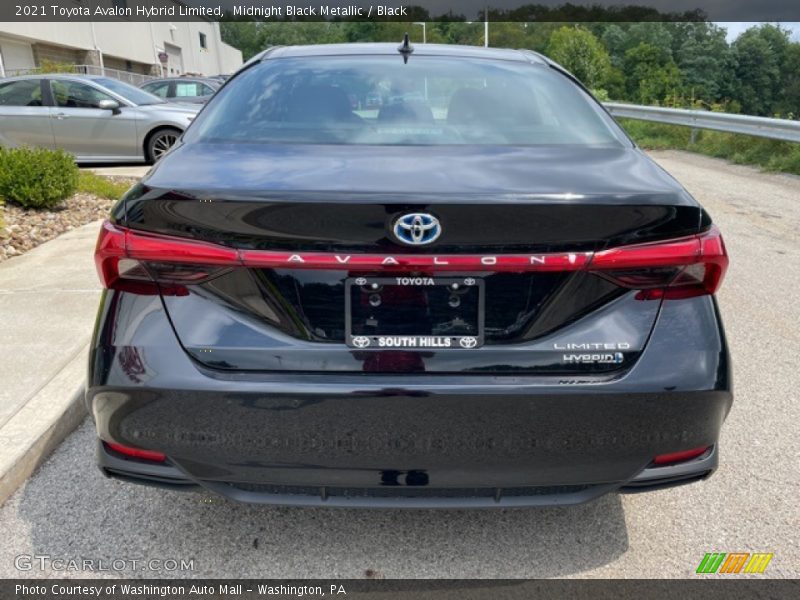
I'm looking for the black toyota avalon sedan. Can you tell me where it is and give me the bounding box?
[88,42,731,507]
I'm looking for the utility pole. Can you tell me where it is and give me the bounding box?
[484,6,489,47]
[413,22,426,44]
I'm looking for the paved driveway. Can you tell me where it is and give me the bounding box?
[0,151,797,579]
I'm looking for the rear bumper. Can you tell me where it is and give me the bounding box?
[97,440,719,508]
[87,291,732,507]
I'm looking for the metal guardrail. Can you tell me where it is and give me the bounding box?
[604,102,800,143]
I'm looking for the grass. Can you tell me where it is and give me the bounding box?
[76,171,132,200]
[618,119,800,176]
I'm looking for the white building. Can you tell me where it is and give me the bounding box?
[0,1,243,83]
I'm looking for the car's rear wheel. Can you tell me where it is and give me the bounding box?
[146,128,181,163]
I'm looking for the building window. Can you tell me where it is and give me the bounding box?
[199,32,208,50]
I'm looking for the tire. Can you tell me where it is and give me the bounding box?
[146,128,181,163]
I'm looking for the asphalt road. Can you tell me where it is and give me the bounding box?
[0,150,798,579]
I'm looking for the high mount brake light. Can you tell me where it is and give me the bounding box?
[94,221,728,298]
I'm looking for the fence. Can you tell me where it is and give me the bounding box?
[2,65,156,86]
[604,103,800,144]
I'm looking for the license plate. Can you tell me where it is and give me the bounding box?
[345,276,484,350]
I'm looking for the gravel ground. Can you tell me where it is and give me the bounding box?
[0,151,797,579]
[0,177,134,262]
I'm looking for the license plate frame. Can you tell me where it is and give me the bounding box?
[345,276,484,350]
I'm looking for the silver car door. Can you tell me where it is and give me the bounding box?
[0,79,55,149]
[48,79,139,160]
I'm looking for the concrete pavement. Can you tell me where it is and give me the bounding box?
[0,221,103,505]
[0,151,797,578]
[85,165,151,178]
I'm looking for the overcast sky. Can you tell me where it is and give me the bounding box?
[716,22,800,41]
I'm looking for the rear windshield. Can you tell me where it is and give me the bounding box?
[188,55,625,147]
[94,77,165,106]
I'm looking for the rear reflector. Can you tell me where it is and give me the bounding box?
[94,221,728,297]
[104,441,166,463]
[652,446,711,466]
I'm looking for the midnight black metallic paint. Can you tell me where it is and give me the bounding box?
[88,44,732,506]
[163,277,651,373]
[87,290,730,503]
[124,144,706,253]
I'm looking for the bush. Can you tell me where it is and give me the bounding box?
[617,118,800,176]
[35,59,77,74]
[617,119,693,149]
[0,147,79,209]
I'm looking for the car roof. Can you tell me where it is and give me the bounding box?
[1,73,112,82]
[260,43,548,65]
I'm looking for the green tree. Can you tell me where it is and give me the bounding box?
[624,42,683,104]
[546,26,611,89]
[601,24,627,69]
[488,22,531,50]
[777,43,800,117]
[220,21,261,61]
[260,22,346,47]
[625,22,674,62]
[732,25,789,115]
[675,24,732,104]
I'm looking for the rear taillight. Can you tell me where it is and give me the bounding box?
[590,226,728,299]
[94,221,235,294]
[94,221,728,298]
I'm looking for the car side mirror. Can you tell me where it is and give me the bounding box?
[98,99,121,114]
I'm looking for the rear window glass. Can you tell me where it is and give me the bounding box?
[94,77,164,105]
[188,56,625,147]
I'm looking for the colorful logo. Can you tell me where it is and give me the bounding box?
[696,553,774,574]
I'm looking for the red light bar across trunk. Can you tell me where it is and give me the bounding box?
[94,221,728,295]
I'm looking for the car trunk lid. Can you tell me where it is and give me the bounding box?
[97,143,722,374]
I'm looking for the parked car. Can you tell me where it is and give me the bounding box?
[89,43,732,507]
[140,77,221,104]
[0,74,199,163]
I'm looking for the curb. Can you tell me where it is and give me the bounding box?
[0,344,89,506]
